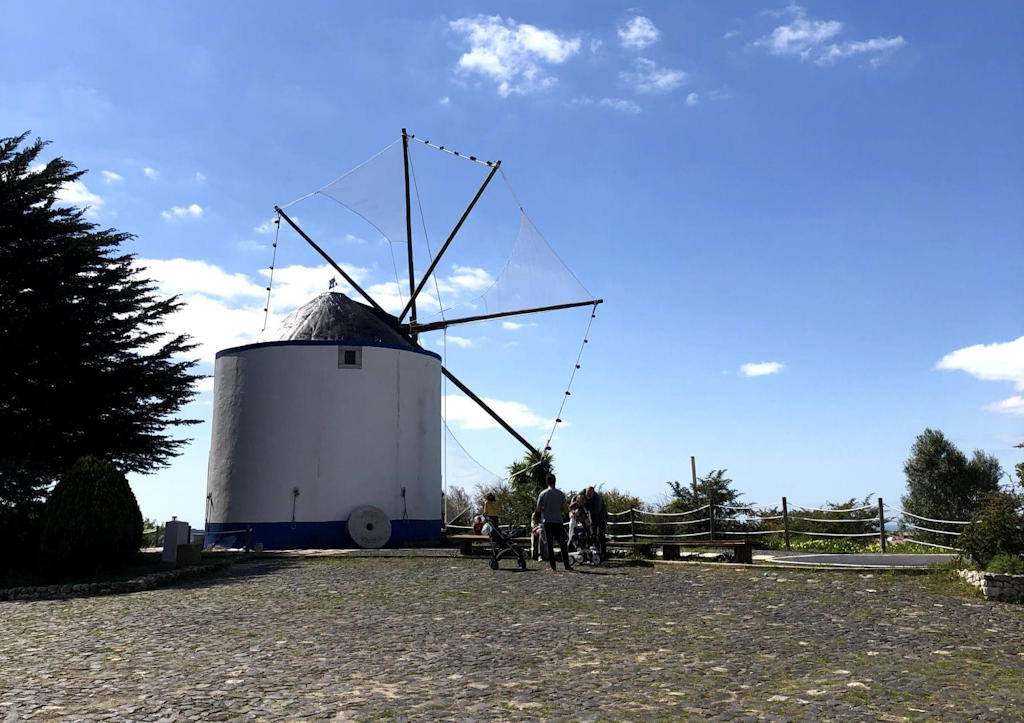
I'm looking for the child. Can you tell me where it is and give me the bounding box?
[483,491,500,528]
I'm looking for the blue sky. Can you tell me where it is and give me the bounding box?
[3,2,1022,526]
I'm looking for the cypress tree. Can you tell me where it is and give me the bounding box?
[0,132,200,507]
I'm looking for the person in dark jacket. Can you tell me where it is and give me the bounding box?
[584,485,608,560]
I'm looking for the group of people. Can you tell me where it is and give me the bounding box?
[476,476,609,571]
[532,475,608,571]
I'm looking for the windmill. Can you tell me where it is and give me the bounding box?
[205,130,601,550]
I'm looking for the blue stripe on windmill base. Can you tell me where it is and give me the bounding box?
[204,519,441,549]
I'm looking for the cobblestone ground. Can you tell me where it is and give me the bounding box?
[1,557,1023,721]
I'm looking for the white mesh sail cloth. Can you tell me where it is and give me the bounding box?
[315,140,408,248]
[292,138,595,320]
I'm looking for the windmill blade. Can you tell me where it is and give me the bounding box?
[441,365,541,458]
[414,298,602,334]
[398,159,501,324]
[275,206,385,314]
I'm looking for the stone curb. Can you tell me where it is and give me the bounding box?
[958,568,1024,602]
[0,559,237,602]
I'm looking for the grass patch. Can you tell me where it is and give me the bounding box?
[909,568,981,600]
[840,690,871,705]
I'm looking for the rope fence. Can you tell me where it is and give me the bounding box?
[443,496,972,553]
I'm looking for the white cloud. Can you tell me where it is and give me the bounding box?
[621,58,688,94]
[599,97,642,114]
[195,171,207,182]
[254,218,280,234]
[686,92,700,107]
[984,397,1024,416]
[55,180,104,213]
[755,5,905,66]
[723,29,741,40]
[343,232,367,245]
[449,14,581,97]
[502,321,537,331]
[936,337,1024,390]
[816,36,906,67]
[935,336,1024,391]
[444,335,475,349]
[618,16,661,50]
[269,263,369,311]
[161,203,204,221]
[132,253,522,365]
[443,393,550,431]
[445,265,494,293]
[165,292,265,361]
[143,167,159,180]
[439,96,451,106]
[193,376,215,394]
[138,258,264,299]
[740,361,785,377]
[137,258,360,362]
[101,170,123,183]
[236,239,267,252]
[573,96,642,114]
[755,6,842,59]
[136,259,265,361]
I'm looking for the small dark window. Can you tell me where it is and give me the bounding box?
[338,347,362,369]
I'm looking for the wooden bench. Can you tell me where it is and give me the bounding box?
[447,534,532,556]
[610,539,754,564]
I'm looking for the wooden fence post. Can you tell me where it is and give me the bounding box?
[708,495,715,541]
[878,497,887,553]
[630,508,637,544]
[782,496,791,551]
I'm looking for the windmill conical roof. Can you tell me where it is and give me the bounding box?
[271,292,411,347]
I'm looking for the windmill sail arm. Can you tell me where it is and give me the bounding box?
[441,366,541,458]
[413,298,602,334]
[398,160,501,324]
[274,206,385,315]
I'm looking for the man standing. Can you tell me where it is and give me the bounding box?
[536,474,571,570]
[584,485,608,561]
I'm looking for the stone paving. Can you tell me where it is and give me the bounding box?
[1,556,1022,721]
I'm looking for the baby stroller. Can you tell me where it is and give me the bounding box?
[474,516,528,570]
[568,525,601,566]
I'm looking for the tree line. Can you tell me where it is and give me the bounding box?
[454,429,1023,566]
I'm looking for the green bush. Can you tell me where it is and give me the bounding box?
[141,517,165,548]
[957,490,1024,569]
[41,456,144,573]
[788,537,872,554]
[0,501,44,578]
[985,553,1024,575]
[757,534,938,556]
